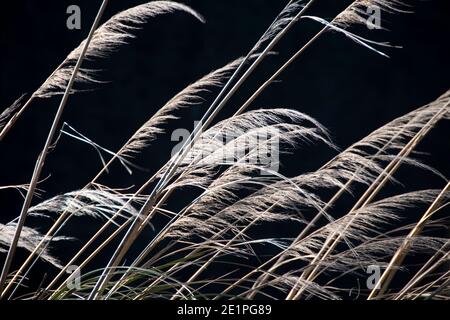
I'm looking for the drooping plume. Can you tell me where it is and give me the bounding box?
[0,2,204,140]
[28,188,140,222]
[0,95,26,132]
[35,1,204,98]
[334,0,407,29]
[0,223,69,268]
[121,56,244,157]
[303,0,408,57]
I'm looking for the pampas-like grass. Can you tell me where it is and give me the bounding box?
[0,54,263,298]
[28,188,140,222]
[335,0,408,28]
[34,1,204,99]
[0,0,448,300]
[0,95,26,133]
[121,56,246,157]
[0,1,204,140]
[0,223,68,268]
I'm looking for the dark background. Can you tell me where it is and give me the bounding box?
[0,0,449,294]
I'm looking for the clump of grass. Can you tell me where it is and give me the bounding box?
[0,0,448,300]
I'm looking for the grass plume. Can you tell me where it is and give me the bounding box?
[0,0,448,300]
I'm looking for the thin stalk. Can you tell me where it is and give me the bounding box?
[235,26,326,116]
[409,269,450,299]
[215,103,432,300]
[4,134,152,296]
[88,0,317,300]
[368,182,450,299]
[247,108,430,298]
[0,60,65,141]
[0,0,110,297]
[395,241,450,300]
[288,100,450,300]
[46,185,149,297]
[426,272,450,299]
[0,97,34,140]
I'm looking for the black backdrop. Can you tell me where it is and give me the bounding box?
[0,0,449,294]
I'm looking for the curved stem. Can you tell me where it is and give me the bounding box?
[0,0,110,297]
